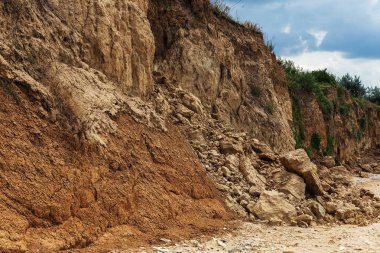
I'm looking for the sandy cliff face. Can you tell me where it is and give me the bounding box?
[2,0,154,96]
[42,0,154,96]
[148,0,295,153]
[296,87,380,162]
[1,0,379,251]
[0,88,228,251]
[0,0,155,144]
[1,0,297,153]
[0,1,229,251]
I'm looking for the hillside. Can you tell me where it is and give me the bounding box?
[0,0,379,252]
[284,62,380,163]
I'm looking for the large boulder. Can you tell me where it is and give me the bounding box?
[248,191,297,221]
[279,173,306,199]
[280,149,325,196]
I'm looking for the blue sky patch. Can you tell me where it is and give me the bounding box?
[225,0,380,87]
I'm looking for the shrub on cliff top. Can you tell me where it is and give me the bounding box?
[311,69,337,85]
[265,39,275,54]
[211,0,230,14]
[210,0,235,23]
[281,60,316,93]
[243,21,262,33]
[210,1,262,33]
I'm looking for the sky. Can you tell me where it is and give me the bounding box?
[225,0,380,87]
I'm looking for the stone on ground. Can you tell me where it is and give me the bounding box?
[248,190,296,221]
[279,173,306,199]
[280,149,325,196]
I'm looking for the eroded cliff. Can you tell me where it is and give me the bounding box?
[0,1,229,251]
[148,0,295,153]
[1,0,380,252]
[292,83,380,163]
[0,0,157,145]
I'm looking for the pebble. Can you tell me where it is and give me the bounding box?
[153,247,169,253]
[217,240,227,248]
[160,238,172,244]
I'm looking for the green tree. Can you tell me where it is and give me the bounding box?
[366,86,380,105]
[339,73,366,98]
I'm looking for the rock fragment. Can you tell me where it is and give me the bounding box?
[309,200,326,219]
[325,202,338,214]
[249,191,297,221]
[321,156,336,168]
[279,173,306,199]
[220,141,243,154]
[280,149,325,196]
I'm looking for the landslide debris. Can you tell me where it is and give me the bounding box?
[1,1,231,251]
[0,0,379,252]
[152,72,380,227]
[148,0,296,153]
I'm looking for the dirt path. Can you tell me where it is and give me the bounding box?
[130,176,380,253]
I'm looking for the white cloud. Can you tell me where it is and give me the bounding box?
[368,0,380,24]
[281,24,291,34]
[307,30,328,48]
[282,36,309,55]
[298,36,309,52]
[283,51,380,87]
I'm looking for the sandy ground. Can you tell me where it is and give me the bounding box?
[128,175,380,253]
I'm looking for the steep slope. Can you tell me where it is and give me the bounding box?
[148,0,295,153]
[150,75,380,228]
[0,0,156,145]
[292,85,380,163]
[0,77,228,252]
[1,0,380,252]
[0,1,229,251]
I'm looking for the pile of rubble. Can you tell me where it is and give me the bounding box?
[350,149,380,175]
[151,73,380,227]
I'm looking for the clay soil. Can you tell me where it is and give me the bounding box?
[0,86,230,252]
